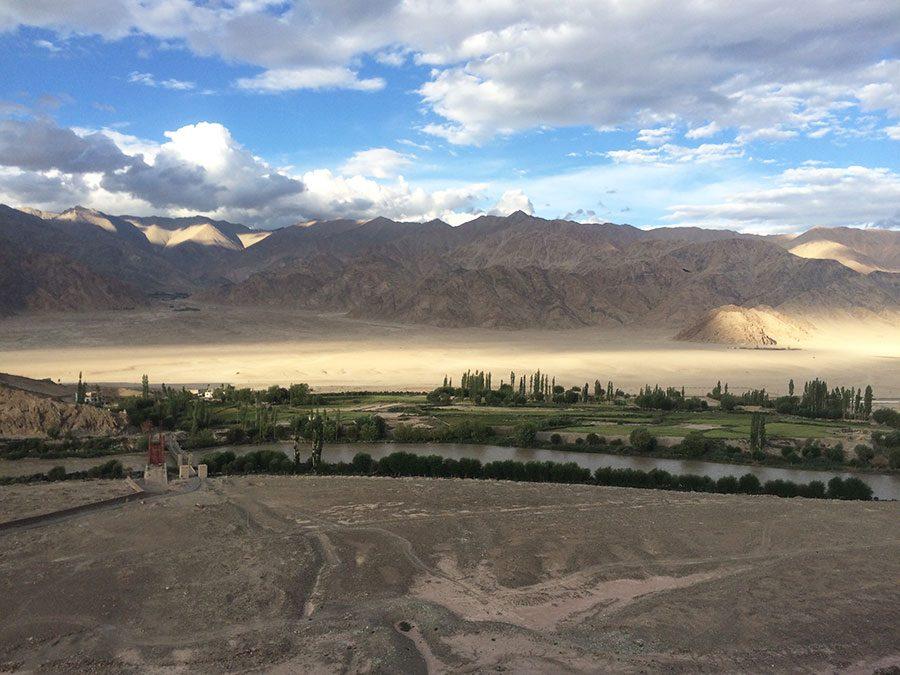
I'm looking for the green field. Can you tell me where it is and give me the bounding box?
[205,395,869,443]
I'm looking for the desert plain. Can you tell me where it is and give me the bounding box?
[0,304,897,395]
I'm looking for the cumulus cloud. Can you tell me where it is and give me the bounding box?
[341,148,414,179]
[666,165,900,232]
[489,189,534,216]
[0,117,492,226]
[0,118,131,173]
[101,122,304,211]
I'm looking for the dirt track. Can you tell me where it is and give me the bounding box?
[0,476,897,672]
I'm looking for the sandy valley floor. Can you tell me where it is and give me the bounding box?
[0,476,897,672]
[0,305,897,395]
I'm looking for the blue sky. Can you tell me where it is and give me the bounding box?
[0,1,898,231]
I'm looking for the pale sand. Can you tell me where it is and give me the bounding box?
[0,305,897,395]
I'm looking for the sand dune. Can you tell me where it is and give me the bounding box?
[789,240,891,274]
[676,305,811,347]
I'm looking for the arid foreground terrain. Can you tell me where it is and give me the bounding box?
[1,476,897,672]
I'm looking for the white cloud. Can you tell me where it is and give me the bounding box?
[340,148,414,179]
[5,1,900,142]
[686,121,720,139]
[637,127,674,146]
[235,67,384,92]
[128,71,195,91]
[33,38,60,52]
[885,125,900,141]
[397,138,432,152]
[0,118,493,227]
[607,142,743,165]
[489,189,534,216]
[667,165,900,232]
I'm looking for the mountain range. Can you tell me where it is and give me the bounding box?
[1,204,897,332]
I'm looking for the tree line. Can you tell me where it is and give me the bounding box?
[196,449,875,501]
[429,370,622,406]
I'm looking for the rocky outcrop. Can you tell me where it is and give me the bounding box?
[0,386,124,438]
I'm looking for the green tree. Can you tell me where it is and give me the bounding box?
[141,374,150,399]
[863,385,873,417]
[749,412,766,453]
[75,371,87,404]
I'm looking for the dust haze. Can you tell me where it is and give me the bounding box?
[1,305,896,394]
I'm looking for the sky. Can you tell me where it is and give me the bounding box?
[0,0,898,232]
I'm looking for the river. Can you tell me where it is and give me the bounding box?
[207,441,900,501]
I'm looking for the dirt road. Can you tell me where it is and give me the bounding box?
[0,476,897,672]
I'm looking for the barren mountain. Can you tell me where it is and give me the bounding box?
[675,305,811,347]
[208,225,898,328]
[1,204,897,330]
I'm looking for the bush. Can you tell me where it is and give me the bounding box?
[679,432,710,458]
[585,433,601,446]
[514,423,538,447]
[629,427,656,452]
[854,444,875,463]
[351,452,374,474]
[801,441,821,459]
[47,465,67,481]
[826,443,845,463]
[827,476,873,501]
[738,473,761,494]
[872,408,900,428]
[550,433,562,445]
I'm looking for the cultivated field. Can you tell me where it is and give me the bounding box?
[0,476,897,672]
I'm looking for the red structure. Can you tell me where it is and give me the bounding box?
[142,421,166,466]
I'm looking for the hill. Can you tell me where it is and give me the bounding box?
[675,305,811,347]
[0,384,123,438]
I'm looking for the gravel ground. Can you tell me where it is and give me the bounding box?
[0,475,897,672]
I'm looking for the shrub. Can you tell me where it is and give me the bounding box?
[47,465,67,481]
[515,423,538,447]
[826,443,844,463]
[801,441,821,459]
[679,432,709,458]
[738,473,761,494]
[629,427,656,452]
[827,476,873,501]
[585,432,601,446]
[550,433,562,445]
[872,408,900,428]
[854,444,875,463]
[351,452,374,474]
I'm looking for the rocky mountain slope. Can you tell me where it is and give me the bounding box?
[0,385,123,438]
[774,226,900,274]
[1,203,897,330]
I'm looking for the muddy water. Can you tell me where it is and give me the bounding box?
[210,441,900,501]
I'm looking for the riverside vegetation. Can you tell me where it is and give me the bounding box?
[2,371,897,500]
